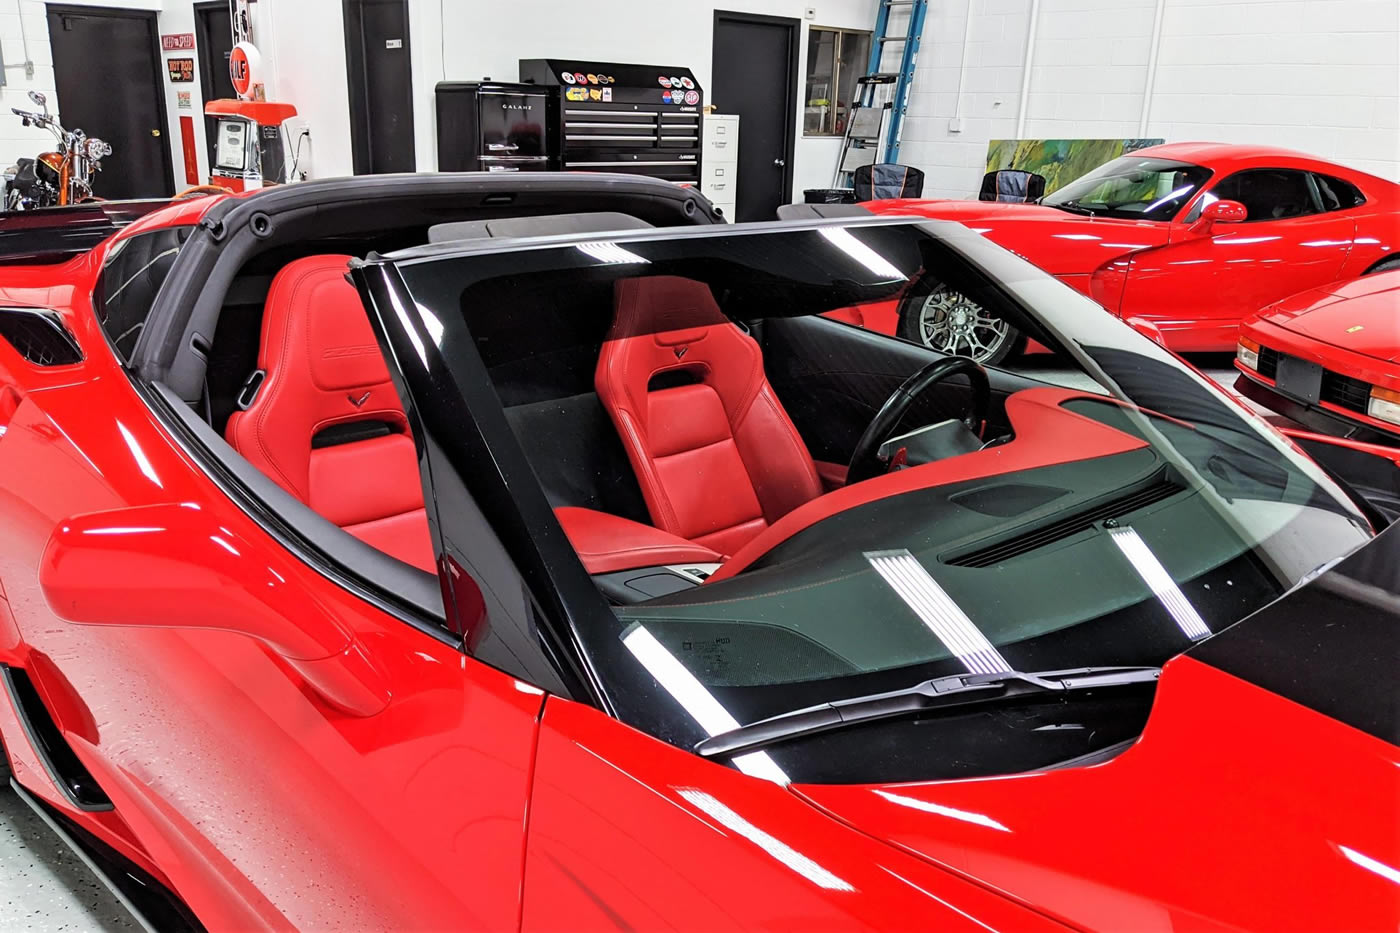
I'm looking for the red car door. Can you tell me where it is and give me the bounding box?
[1120,168,1355,352]
[0,329,542,930]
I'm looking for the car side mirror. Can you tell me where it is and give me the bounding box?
[1192,199,1248,233]
[1204,199,1247,223]
[39,502,390,716]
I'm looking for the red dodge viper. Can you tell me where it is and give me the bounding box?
[858,142,1400,363]
[0,176,1398,931]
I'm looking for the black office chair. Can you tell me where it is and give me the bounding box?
[853,163,925,201]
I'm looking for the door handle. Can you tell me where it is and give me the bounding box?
[150,129,161,138]
[773,158,786,167]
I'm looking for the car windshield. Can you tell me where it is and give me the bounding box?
[1042,156,1212,221]
[386,219,1370,784]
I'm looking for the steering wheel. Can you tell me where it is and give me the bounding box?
[847,357,991,484]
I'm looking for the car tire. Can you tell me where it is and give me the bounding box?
[895,282,1026,366]
[1364,255,1400,275]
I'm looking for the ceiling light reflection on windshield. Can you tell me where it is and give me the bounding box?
[818,227,905,281]
[576,241,650,265]
[865,550,1012,675]
[872,789,1011,832]
[622,626,789,783]
[1145,186,1193,213]
[677,789,855,891]
[1107,526,1210,640]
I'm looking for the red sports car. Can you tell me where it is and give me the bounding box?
[1235,269,1400,445]
[859,142,1400,363]
[1,176,1398,931]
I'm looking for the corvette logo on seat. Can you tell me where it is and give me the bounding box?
[349,391,372,407]
[674,346,689,359]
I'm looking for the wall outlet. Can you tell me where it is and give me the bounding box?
[948,116,963,133]
[804,7,816,20]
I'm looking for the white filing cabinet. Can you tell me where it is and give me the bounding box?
[701,114,739,220]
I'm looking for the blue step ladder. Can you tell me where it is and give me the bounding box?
[834,0,929,188]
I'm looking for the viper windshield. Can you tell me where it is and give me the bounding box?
[384,219,1370,784]
[1042,156,1212,220]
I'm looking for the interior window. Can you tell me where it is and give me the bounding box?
[1205,169,1320,222]
[95,226,192,363]
[1313,173,1366,211]
[804,27,872,136]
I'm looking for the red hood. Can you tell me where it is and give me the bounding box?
[794,655,1400,932]
[1253,271,1400,363]
[865,198,1170,275]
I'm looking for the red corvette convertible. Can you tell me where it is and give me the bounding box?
[0,176,1397,931]
[859,142,1400,363]
[1236,269,1400,445]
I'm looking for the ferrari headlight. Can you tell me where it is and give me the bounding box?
[1236,335,1260,371]
[1368,386,1400,426]
[85,137,112,160]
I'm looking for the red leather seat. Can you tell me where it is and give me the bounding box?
[225,255,436,572]
[596,276,823,555]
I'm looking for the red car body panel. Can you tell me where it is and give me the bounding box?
[1237,270,1400,439]
[523,696,1071,931]
[1,190,1397,930]
[797,654,1400,932]
[0,209,544,929]
[865,143,1400,352]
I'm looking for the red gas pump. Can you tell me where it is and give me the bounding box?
[204,3,306,192]
[205,99,300,192]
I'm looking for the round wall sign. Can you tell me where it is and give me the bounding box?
[229,42,261,99]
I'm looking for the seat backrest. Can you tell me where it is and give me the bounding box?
[596,276,822,556]
[854,163,926,201]
[224,254,434,572]
[978,169,1046,203]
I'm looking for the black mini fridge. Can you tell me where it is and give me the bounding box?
[435,82,557,173]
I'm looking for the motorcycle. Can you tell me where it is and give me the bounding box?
[3,90,112,210]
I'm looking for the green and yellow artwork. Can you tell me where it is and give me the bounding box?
[985,138,1165,195]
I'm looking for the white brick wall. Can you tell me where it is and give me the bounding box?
[0,0,60,174]
[898,0,1399,199]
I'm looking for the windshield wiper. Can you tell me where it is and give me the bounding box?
[694,666,1161,761]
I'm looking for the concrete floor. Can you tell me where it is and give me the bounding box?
[0,755,137,932]
[0,356,1259,929]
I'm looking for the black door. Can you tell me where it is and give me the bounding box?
[45,6,174,200]
[194,2,236,170]
[712,12,798,222]
[344,0,416,174]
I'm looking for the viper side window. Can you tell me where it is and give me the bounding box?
[95,226,193,363]
[1201,169,1321,223]
[1312,173,1366,212]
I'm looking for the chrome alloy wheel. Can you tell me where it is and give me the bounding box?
[916,287,1010,362]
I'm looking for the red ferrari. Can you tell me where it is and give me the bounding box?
[859,142,1400,363]
[1235,269,1400,445]
[0,176,1398,931]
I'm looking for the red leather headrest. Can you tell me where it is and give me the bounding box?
[225,254,407,503]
